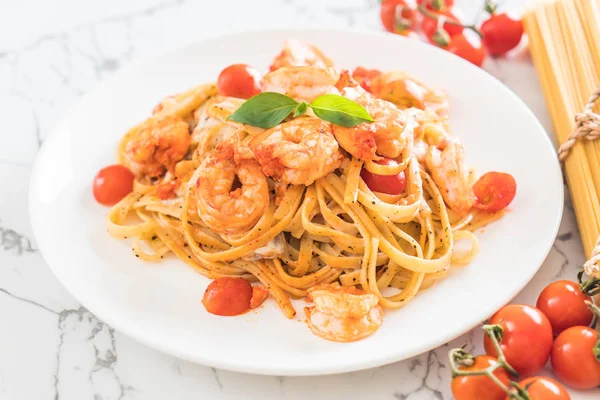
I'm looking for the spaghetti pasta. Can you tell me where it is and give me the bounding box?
[101,40,513,342]
[524,0,600,258]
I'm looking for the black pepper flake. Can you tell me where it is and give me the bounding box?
[135,255,139,258]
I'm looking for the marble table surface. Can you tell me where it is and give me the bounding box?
[1,0,598,398]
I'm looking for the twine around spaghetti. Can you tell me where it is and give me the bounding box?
[558,86,600,289]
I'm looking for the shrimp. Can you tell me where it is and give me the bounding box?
[249,117,343,185]
[124,115,190,177]
[304,283,383,342]
[269,39,334,71]
[262,66,340,103]
[408,108,453,162]
[333,79,414,161]
[371,71,449,116]
[195,143,269,234]
[192,96,246,160]
[425,142,475,216]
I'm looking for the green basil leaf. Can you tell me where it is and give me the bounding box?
[310,94,374,127]
[293,101,309,117]
[227,92,299,129]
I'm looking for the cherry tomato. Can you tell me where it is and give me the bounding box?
[507,377,570,400]
[250,285,269,309]
[156,180,179,200]
[536,280,593,336]
[202,277,253,316]
[481,13,524,57]
[451,355,510,400]
[551,326,600,389]
[93,164,135,206]
[484,304,553,376]
[216,64,262,99]
[380,0,417,34]
[421,8,464,40]
[473,172,516,211]
[442,34,485,67]
[360,158,407,195]
[352,67,382,93]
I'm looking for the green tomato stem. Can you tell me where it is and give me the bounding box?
[417,5,484,38]
[509,381,532,400]
[585,301,600,359]
[394,4,413,32]
[579,269,600,296]
[448,347,514,397]
[484,0,498,15]
[482,324,519,377]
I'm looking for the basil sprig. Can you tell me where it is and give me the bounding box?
[227,92,374,129]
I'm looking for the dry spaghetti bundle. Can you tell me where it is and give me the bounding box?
[524,0,600,258]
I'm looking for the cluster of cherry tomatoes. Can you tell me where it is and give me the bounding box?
[380,0,524,67]
[451,280,600,399]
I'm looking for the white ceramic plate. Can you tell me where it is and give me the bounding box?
[30,29,563,376]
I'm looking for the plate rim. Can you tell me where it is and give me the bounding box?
[29,27,564,376]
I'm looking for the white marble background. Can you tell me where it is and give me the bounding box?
[0,0,598,399]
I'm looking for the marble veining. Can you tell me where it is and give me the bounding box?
[0,0,597,399]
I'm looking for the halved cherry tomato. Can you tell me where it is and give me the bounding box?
[507,377,570,400]
[380,0,417,34]
[156,180,180,200]
[216,64,262,99]
[451,355,510,400]
[421,8,464,40]
[551,325,600,389]
[481,13,524,57]
[360,158,407,195]
[484,304,553,376]
[536,280,593,336]
[202,277,253,316]
[250,285,269,309]
[442,34,485,67]
[473,172,516,211]
[352,67,382,93]
[93,164,135,206]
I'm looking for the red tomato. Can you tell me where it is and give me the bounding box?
[536,280,593,336]
[451,355,510,400]
[93,164,135,206]
[216,64,262,99]
[250,285,269,309]
[507,377,570,400]
[202,277,253,316]
[442,34,485,67]
[551,326,600,389]
[352,67,382,93]
[380,0,417,33]
[484,304,553,376]
[360,158,407,195]
[421,8,464,40]
[481,13,524,57]
[473,172,516,211]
